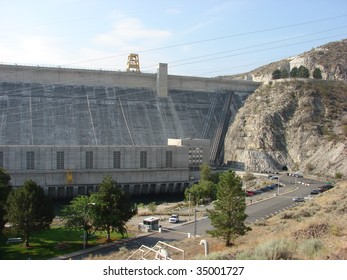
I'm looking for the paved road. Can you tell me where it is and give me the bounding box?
[68,175,326,260]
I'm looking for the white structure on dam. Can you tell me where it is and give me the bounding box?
[0,63,260,197]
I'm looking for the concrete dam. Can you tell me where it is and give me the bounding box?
[0,63,260,197]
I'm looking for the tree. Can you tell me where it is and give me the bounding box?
[313,67,322,79]
[5,180,55,247]
[185,180,217,205]
[62,195,98,248]
[92,176,137,241]
[207,170,250,246]
[200,164,212,181]
[200,164,219,183]
[298,65,310,78]
[0,168,11,233]
[290,67,298,78]
[272,69,281,80]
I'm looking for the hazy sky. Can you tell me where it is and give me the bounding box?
[1,0,346,77]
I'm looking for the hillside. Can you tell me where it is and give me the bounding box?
[224,79,347,177]
[223,39,347,83]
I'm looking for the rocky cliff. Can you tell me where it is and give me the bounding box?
[224,79,347,177]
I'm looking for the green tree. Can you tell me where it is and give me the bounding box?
[5,180,55,247]
[290,67,298,78]
[281,68,289,78]
[62,195,97,248]
[200,164,219,183]
[207,170,250,246]
[272,69,282,80]
[0,168,12,233]
[200,164,212,181]
[185,180,217,205]
[298,65,310,78]
[92,176,137,241]
[313,67,322,79]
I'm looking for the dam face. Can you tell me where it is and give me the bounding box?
[0,63,260,196]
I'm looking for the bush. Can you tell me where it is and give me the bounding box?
[298,239,323,259]
[243,172,255,182]
[335,172,343,179]
[281,211,295,220]
[147,202,157,213]
[236,239,294,260]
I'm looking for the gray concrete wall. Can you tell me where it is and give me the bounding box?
[168,74,260,93]
[0,64,157,89]
[0,83,248,146]
[157,63,168,97]
[0,63,260,93]
[1,145,188,170]
[1,145,190,186]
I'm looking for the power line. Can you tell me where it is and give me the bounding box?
[141,25,347,70]
[60,14,347,67]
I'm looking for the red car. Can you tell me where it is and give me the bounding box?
[246,191,254,197]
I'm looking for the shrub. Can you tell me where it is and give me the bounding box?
[298,239,323,259]
[335,172,343,179]
[237,240,294,260]
[329,224,343,236]
[281,211,295,220]
[243,172,255,182]
[305,163,315,172]
[147,202,157,213]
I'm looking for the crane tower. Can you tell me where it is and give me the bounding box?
[126,53,141,72]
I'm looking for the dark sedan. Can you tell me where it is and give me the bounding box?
[310,189,320,195]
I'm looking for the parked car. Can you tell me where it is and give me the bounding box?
[293,197,305,202]
[320,184,334,191]
[253,189,263,195]
[169,213,179,223]
[246,191,254,197]
[318,184,334,193]
[310,189,320,195]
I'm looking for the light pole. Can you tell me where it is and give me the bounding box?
[194,204,197,236]
[188,193,191,221]
[277,177,280,196]
[83,202,95,250]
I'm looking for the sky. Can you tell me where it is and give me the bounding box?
[1,0,346,77]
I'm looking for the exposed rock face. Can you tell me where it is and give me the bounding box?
[224,80,347,177]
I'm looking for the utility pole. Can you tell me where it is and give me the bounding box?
[83,202,95,250]
[277,177,280,196]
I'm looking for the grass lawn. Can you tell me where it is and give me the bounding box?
[0,226,127,260]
